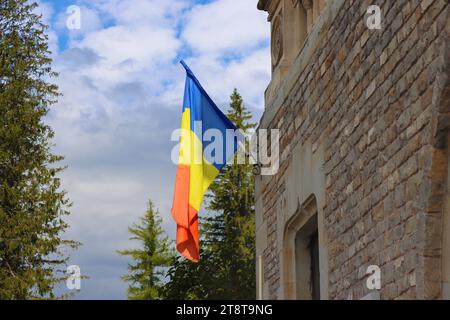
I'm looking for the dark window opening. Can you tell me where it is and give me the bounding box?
[294,215,320,300]
[309,231,320,300]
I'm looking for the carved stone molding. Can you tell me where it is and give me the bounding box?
[301,0,313,10]
[271,14,283,69]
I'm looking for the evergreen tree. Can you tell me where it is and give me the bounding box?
[0,0,77,299]
[163,89,256,299]
[118,200,174,300]
[204,89,256,299]
[162,249,217,299]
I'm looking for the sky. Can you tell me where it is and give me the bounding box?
[32,0,271,299]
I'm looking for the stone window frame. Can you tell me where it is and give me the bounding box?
[443,132,450,299]
[282,194,321,299]
[427,61,450,299]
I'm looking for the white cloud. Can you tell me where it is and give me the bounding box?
[55,5,103,37]
[56,1,187,92]
[182,0,269,56]
[91,0,190,27]
[83,26,170,65]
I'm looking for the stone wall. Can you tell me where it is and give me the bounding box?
[256,0,450,299]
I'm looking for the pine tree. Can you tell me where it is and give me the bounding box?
[118,200,174,300]
[0,0,77,299]
[163,89,256,299]
[204,88,256,299]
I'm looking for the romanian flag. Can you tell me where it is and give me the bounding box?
[171,61,238,262]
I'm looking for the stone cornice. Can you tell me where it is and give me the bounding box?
[257,0,269,11]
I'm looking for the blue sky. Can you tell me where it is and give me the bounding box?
[34,0,270,299]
